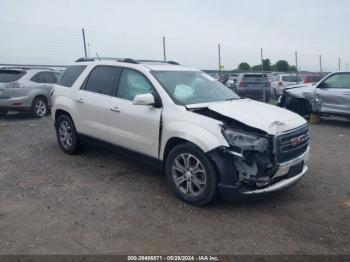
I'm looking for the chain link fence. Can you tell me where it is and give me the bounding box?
[0,21,346,120]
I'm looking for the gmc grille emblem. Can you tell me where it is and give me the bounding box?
[291,135,304,146]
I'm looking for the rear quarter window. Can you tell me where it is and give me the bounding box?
[0,70,26,83]
[56,65,86,87]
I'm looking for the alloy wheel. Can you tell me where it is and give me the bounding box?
[35,100,47,117]
[58,120,73,150]
[171,153,207,197]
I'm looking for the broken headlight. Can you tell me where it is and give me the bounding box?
[222,128,269,152]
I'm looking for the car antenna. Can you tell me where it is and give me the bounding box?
[96,53,101,61]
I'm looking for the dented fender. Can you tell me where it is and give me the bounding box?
[159,120,229,160]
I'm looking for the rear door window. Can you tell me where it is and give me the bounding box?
[83,66,121,96]
[41,72,57,83]
[31,72,58,83]
[0,70,26,83]
[56,65,86,87]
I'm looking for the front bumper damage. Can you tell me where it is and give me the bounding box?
[208,146,309,200]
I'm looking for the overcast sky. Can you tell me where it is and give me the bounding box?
[1,0,349,71]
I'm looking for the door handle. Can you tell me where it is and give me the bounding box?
[343,92,350,95]
[110,107,120,112]
[75,98,84,103]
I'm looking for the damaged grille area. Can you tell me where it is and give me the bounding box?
[276,124,309,163]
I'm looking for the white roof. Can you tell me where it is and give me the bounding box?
[72,59,200,72]
[143,64,200,71]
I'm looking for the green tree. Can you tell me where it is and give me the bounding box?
[251,65,262,71]
[262,59,271,71]
[274,60,290,72]
[238,62,251,71]
[270,64,277,71]
[288,65,297,72]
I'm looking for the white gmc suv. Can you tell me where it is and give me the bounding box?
[52,58,310,205]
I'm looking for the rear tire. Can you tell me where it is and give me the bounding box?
[32,97,48,118]
[165,143,218,206]
[55,114,82,154]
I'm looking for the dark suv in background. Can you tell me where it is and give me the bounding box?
[236,73,271,102]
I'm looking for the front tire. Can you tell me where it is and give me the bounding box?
[32,97,48,118]
[165,144,218,206]
[56,114,81,154]
[286,98,312,118]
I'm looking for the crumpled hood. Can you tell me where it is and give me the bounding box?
[284,83,316,92]
[195,99,307,135]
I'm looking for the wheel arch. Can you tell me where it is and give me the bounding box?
[160,121,228,161]
[54,108,74,127]
[32,94,48,105]
[163,137,196,163]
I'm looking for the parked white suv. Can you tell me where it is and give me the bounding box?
[271,74,304,99]
[51,58,310,205]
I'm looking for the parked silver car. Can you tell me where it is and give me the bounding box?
[278,72,350,118]
[0,67,60,117]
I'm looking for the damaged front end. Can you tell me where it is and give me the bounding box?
[221,126,278,189]
[193,107,309,199]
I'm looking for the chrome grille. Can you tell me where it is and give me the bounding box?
[276,124,309,163]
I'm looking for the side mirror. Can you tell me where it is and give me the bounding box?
[317,82,328,89]
[133,93,155,106]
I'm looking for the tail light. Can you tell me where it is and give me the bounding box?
[278,81,283,87]
[239,81,245,87]
[5,82,21,88]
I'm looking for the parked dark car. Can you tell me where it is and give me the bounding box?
[236,73,271,102]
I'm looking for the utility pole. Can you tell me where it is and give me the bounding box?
[82,28,87,59]
[295,51,299,84]
[338,57,341,71]
[319,54,322,73]
[261,48,266,102]
[218,43,222,80]
[162,36,167,62]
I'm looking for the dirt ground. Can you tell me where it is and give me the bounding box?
[0,115,349,255]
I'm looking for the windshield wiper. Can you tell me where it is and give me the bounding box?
[225,98,237,101]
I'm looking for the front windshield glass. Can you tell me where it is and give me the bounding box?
[151,71,239,105]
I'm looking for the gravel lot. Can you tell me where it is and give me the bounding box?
[0,115,349,255]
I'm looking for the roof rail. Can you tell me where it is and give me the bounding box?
[75,57,139,64]
[0,66,54,71]
[136,60,180,65]
[75,57,180,65]
[167,61,180,65]
[0,66,30,70]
